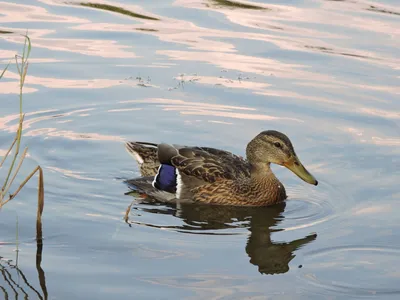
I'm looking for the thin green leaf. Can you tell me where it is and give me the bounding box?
[23,34,32,61]
[21,34,31,64]
[0,134,17,168]
[21,62,29,86]
[15,55,21,76]
[37,166,44,220]
[0,62,10,79]
[3,147,28,197]
[22,36,27,64]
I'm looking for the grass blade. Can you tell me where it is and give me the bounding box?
[3,147,28,197]
[0,134,18,168]
[25,35,32,59]
[37,166,44,231]
[0,62,10,79]
[0,165,41,208]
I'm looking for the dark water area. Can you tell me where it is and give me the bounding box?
[0,0,399,299]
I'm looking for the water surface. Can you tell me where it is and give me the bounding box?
[0,0,399,299]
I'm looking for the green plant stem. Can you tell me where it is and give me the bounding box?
[0,133,18,168]
[1,36,30,192]
[3,147,28,197]
[2,122,23,192]
[0,61,10,79]
[0,165,42,208]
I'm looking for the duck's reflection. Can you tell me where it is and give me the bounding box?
[125,194,317,275]
[244,203,316,274]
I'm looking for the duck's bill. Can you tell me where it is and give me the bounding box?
[284,157,318,186]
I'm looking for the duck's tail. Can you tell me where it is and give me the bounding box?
[125,141,160,176]
[125,142,158,164]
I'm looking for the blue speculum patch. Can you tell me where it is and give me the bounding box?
[153,164,177,193]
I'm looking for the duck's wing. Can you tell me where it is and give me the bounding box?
[158,144,250,184]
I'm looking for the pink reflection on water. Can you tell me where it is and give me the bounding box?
[25,128,125,141]
[120,97,301,122]
[0,1,88,24]
[352,204,393,216]
[0,82,38,94]
[0,108,92,132]
[107,108,143,113]
[46,166,102,181]
[0,50,19,59]
[3,0,398,69]
[174,0,399,65]
[1,70,144,93]
[2,30,137,58]
[190,75,271,91]
[0,107,126,141]
[0,109,57,131]
[179,109,301,122]
[360,108,400,119]
[120,98,256,111]
[339,127,400,147]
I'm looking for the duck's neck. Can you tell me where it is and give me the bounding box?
[250,161,272,176]
[249,162,287,204]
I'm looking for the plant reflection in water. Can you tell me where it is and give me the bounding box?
[0,232,47,299]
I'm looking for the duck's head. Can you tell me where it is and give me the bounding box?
[246,130,318,186]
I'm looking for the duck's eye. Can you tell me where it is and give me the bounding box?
[274,142,282,148]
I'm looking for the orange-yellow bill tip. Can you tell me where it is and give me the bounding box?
[284,158,318,186]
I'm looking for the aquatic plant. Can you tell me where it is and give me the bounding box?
[0,35,44,240]
[0,34,47,300]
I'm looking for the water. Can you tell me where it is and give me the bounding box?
[0,0,399,298]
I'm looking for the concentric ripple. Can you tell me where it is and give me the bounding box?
[282,180,352,232]
[298,245,400,297]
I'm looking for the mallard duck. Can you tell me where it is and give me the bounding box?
[125,130,318,206]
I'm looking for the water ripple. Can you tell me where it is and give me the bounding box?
[282,180,351,232]
[299,245,400,297]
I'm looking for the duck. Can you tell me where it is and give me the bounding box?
[124,130,318,206]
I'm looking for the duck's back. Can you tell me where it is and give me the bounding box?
[125,141,252,202]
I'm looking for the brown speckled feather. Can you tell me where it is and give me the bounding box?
[191,176,287,206]
[171,147,250,183]
[125,142,160,176]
